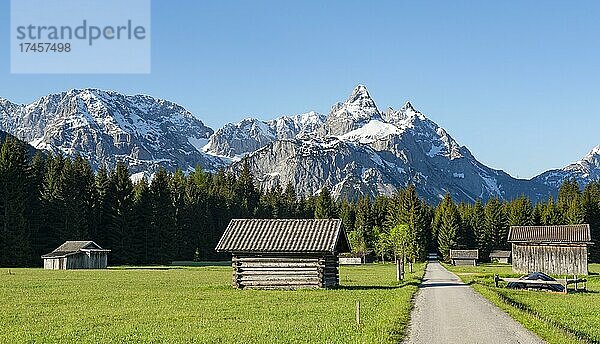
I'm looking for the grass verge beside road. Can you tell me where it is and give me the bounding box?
[445,263,600,344]
[0,262,424,344]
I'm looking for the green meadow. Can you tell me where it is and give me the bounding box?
[446,263,600,344]
[0,263,424,344]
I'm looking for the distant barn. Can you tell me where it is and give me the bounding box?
[215,219,351,289]
[489,250,511,264]
[508,224,592,275]
[42,241,110,270]
[450,249,478,266]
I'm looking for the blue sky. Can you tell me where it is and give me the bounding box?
[1,1,599,178]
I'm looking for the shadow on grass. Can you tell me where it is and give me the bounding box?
[110,266,186,271]
[171,261,232,267]
[420,281,466,288]
[337,281,420,290]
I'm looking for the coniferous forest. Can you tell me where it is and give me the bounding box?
[1,135,599,267]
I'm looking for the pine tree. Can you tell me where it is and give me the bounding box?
[151,168,175,264]
[484,197,509,250]
[106,162,134,265]
[132,178,152,264]
[0,137,30,267]
[471,200,490,259]
[541,196,563,225]
[436,193,461,261]
[582,182,600,262]
[457,203,475,249]
[40,155,66,253]
[565,195,585,225]
[27,153,46,265]
[354,196,374,248]
[235,159,259,217]
[338,199,355,234]
[314,187,336,219]
[282,182,298,218]
[508,196,533,226]
[558,179,581,213]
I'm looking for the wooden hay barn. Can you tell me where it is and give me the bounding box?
[450,249,478,266]
[42,241,110,270]
[489,250,511,264]
[508,224,592,275]
[215,218,351,289]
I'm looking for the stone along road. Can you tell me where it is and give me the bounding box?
[404,261,545,344]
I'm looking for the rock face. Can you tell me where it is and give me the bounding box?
[224,85,554,203]
[203,112,325,159]
[0,89,222,174]
[533,145,600,189]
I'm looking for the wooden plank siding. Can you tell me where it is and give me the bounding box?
[512,244,588,275]
[231,254,339,289]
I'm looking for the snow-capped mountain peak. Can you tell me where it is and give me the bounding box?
[0,88,221,173]
[346,84,378,109]
[320,85,382,136]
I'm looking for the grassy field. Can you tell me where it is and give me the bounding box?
[0,263,424,344]
[445,263,600,344]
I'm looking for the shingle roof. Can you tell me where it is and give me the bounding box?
[41,241,108,258]
[215,219,351,254]
[450,249,479,259]
[489,250,511,258]
[508,225,591,243]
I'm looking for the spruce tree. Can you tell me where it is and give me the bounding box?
[508,196,534,226]
[436,193,461,261]
[106,162,134,264]
[471,200,490,259]
[541,196,563,225]
[314,187,335,219]
[27,153,46,265]
[151,168,176,264]
[235,159,259,217]
[484,197,509,250]
[132,178,152,264]
[582,182,600,262]
[0,137,30,267]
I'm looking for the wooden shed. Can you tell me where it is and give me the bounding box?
[489,250,511,264]
[42,241,110,270]
[450,249,478,266]
[508,224,592,275]
[215,218,351,289]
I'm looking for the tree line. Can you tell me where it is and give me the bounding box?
[0,135,599,267]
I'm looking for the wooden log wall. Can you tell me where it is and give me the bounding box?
[512,244,588,275]
[231,254,340,289]
[452,259,477,266]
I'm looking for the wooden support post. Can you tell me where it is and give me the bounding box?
[494,274,499,288]
[409,260,413,273]
[396,257,405,281]
[355,300,361,326]
[574,275,577,291]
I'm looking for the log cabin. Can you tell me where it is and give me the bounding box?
[450,249,479,266]
[215,218,351,289]
[489,250,511,264]
[42,241,110,269]
[508,224,592,275]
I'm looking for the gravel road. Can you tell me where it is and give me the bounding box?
[404,261,545,344]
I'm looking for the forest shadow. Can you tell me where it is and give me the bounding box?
[337,281,420,290]
[111,266,185,271]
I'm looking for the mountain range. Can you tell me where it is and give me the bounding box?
[1,85,598,203]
